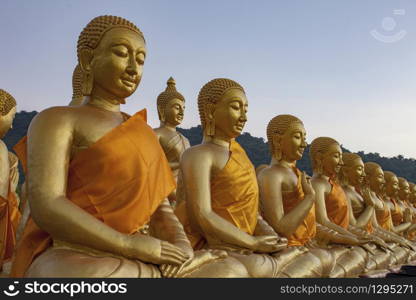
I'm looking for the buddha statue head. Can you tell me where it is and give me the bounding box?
[197,78,247,138]
[364,162,385,195]
[69,64,84,106]
[384,171,399,198]
[77,15,146,103]
[339,152,365,187]
[0,89,17,138]
[157,77,185,127]
[309,137,343,177]
[398,177,410,201]
[266,114,306,162]
[409,183,416,204]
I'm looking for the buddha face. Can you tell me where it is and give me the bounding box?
[398,180,410,201]
[368,167,385,194]
[164,98,185,126]
[0,107,16,138]
[320,143,343,177]
[87,27,146,100]
[212,88,248,139]
[345,158,365,186]
[385,175,399,198]
[279,122,307,162]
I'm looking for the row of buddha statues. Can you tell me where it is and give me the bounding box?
[0,15,415,278]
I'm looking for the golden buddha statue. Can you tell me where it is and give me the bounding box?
[309,137,391,275]
[409,182,416,237]
[154,77,190,206]
[364,162,415,262]
[68,64,85,106]
[0,89,20,273]
[258,115,383,277]
[397,177,416,239]
[340,153,409,267]
[175,79,311,278]
[11,15,229,278]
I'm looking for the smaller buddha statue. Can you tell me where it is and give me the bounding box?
[0,89,20,273]
[154,77,190,205]
[258,115,384,277]
[340,153,407,268]
[175,78,308,278]
[397,177,416,239]
[364,162,415,262]
[383,172,413,233]
[309,137,391,275]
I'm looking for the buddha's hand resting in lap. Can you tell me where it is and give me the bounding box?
[123,233,190,265]
[254,235,287,253]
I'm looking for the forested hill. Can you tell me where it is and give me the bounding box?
[6,111,416,183]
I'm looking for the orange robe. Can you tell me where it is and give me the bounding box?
[11,110,175,277]
[325,178,349,229]
[390,198,403,226]
[281,167,316,246]
[0,182,21,267]
[176,140,258,249]
[13,136,28,175]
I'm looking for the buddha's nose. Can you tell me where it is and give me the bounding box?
[126,57,138,76]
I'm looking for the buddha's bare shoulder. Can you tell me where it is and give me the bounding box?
[311,176,331,190]
[181,143,217,164]
[30,106,78,130]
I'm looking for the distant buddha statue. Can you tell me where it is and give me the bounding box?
[154,77,190,206]
[175,79,314,278]
[0,89,20,273]
[309,137,391,275]
[11,15,227,278]
[397,177,416,239]
[258,115,382,277]
[364,162,415,262]
[340,153,408,268]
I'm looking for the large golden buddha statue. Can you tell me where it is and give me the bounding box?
[0,89,20,273]
[258,115,382,277]
[397,177,416,239]
[11,15,228,278]
[175,79,313,278]
[309,137,391,275]
[154,77,190,205]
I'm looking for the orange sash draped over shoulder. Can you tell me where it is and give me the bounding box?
[11,110,175,277]
[0,184,21,266]
[281,168,316,246]
[390,198,403,226]
[325,178,350,229]
[176,140,258,249]
[13,136,28,175]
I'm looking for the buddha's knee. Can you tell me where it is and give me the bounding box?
[185,256,249,278]
[230,253,278,278]
[277,252,323,278]
[308,248,335,277]
[329,248,367,278]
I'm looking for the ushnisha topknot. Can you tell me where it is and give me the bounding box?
[157,77,185,119]
[309,137,339,171]
[77,15,144,60]
[0,89,17,116]
[72,64,83,101]
[197,78,245,128]
[266,114,303,152]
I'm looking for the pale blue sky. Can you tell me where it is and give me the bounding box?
[1,0,415,158]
